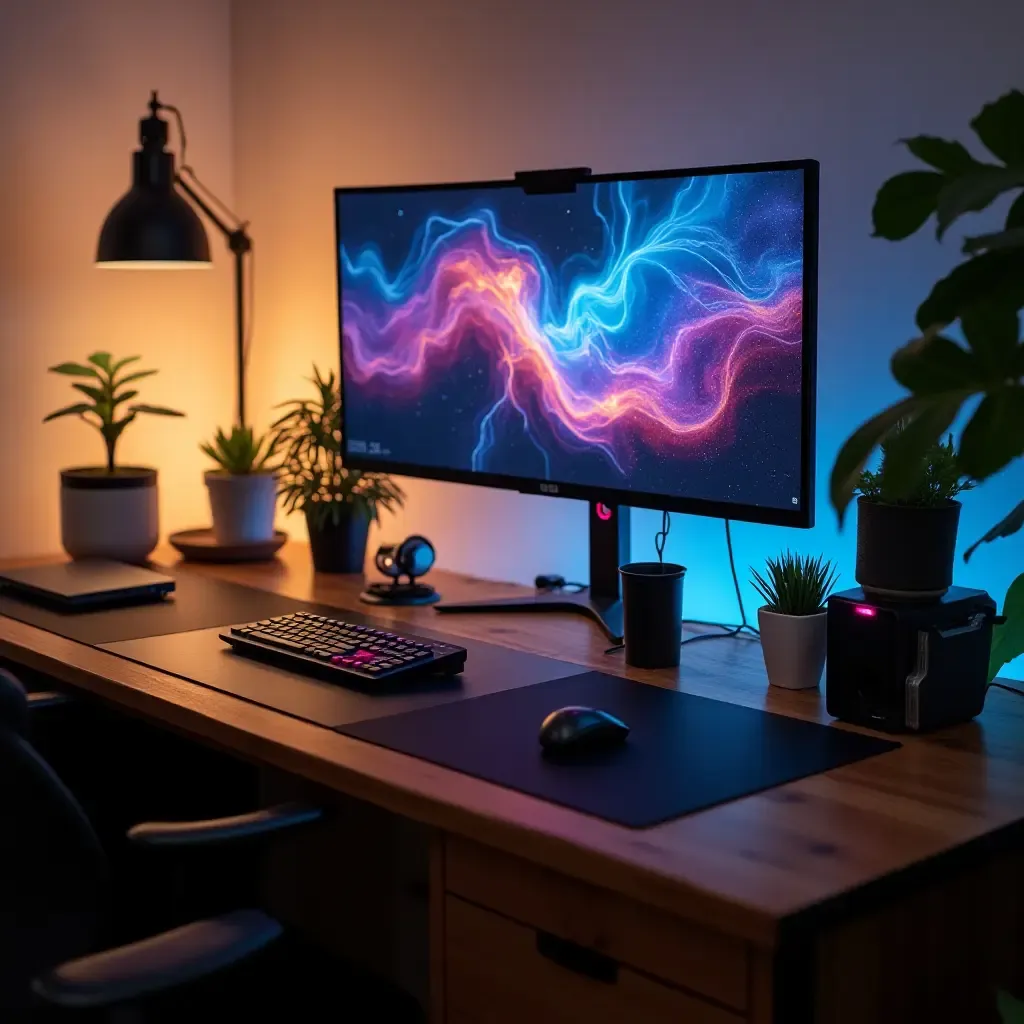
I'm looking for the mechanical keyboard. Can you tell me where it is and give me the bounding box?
[219,612,467,686]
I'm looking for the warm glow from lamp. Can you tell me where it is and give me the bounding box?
[96,260,213,269]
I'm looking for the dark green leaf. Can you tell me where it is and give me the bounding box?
[880,397,964,498]
[971,90,1024,165]
[917,250,1024,329]
[936,166,1024,239]
[964,499,1024,561]
[87,351,113,373]
[102,413,136,445]
[116,369,158,387]
[890,330,980,393]
[871,171,944,240]
[111,389,138,407]
[111,355,140,377]
[71,382,106,404]
[129,404,185,417]
[989,574,1024,683]
[902,135,977,174]
[48,362,100,378]
[830,397,921,525]
[959,386,1024,479]
[959,306,1021,379]
[963,226,1024,255]
[1009,191,1024,228]
[42,402,92,422]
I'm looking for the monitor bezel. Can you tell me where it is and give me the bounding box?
[334,158,818,529]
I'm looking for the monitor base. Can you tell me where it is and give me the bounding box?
[436,592,623,644]
[436,501,630,643]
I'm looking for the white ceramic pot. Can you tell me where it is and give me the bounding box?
[60,467,159,564]
[204,471,278,546]
[758,607,827,690]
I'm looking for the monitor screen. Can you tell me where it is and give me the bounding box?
[336,161,816,525]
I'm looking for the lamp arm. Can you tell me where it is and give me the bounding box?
[175,172,251,256]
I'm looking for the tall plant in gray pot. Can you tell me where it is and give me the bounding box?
[44,352,184,563]
[752,552,839,690]
[271,366,405,573]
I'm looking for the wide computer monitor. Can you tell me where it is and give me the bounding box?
[335,159,817,530]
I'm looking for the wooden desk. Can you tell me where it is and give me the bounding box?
[2,542,1023,1022]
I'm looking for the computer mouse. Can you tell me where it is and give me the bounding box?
[539,705,629,755]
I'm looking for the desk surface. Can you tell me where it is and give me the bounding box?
[3,542,1024,949]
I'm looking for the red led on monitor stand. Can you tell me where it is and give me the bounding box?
[435,500,630,644]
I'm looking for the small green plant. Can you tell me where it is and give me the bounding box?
[751,552,839,616]
[201,425,281,475]
[270,365,404,530]
[44,351,184,472]
[857,429,972,507]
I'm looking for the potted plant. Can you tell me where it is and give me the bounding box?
[855,429,972,599]
[44,352,184,563]
[752,552,839,690]
[200,426,282,546]
[829,89,1024,679]
[270,366,405,573]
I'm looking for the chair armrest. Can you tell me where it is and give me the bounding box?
[32,909,282,1009]
[127,802,323,848]
[27,690,74,710]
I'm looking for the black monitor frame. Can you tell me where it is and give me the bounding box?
[334,158,818,529]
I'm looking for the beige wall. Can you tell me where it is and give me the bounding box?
[0,0,235,558]
[229,0,1024,620]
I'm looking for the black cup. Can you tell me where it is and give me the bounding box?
[619,562,686,668]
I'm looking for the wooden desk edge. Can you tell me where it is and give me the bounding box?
[0,616,778,947]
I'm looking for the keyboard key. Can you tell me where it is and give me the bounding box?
[249,631,307,652]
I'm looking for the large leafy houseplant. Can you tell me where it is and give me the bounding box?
[270,366,404,571]
[830,89,1024,680]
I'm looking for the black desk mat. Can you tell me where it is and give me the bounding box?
[337,671,900,828]
[0,572,315,645]
[102,627,586,728]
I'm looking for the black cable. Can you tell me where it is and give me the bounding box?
[991,681,1024,699]
[654,509,670,563]
[161,99,257,383]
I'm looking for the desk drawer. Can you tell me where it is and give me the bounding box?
[445,896,742,1024]
[445,837,747,1010]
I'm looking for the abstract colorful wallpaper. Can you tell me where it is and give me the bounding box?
[339,169,807,513]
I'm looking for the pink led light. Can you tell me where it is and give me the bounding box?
[596,503,613,521]
[854,605,876,617]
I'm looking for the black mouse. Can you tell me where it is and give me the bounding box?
[539,706,629,755]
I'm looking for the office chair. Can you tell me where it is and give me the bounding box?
[0,668,422,1021]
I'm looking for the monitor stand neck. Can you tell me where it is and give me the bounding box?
[435,501,631,644]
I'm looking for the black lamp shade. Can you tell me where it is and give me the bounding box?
[97,184,211,266]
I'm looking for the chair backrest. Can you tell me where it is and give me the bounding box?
[0,669,108,1012]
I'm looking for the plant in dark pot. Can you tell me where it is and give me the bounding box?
[201,426,282,546]
[44,352,184,563]
[271,366,404,573]
[830,89,1024,679]
[752,552,839,690]
[855,429,972,599]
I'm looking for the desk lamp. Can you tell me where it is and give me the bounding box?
[97,91,252,427]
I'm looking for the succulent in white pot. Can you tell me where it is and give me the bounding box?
[201,426,282,546]
[752,551,839,690]
[44,352,184,563]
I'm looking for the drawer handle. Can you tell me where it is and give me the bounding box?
[535,931,619,984]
